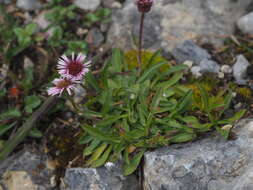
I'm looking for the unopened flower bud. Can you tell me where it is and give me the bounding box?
[136,0,153,13]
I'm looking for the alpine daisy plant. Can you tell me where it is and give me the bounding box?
[44,0,246,177]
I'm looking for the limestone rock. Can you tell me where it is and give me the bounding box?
[143,119,253,190]
[3,171,37,190]
[172,40,211,65]
[74,0,101,11]
[233,55,250,85]
[0,148,55,190]
[61,162,140,190]
[108,0,252,51]
[199,59,220,74]
[16,0,42,11]
[237,12,253,35]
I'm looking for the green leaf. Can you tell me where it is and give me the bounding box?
[219,91,233,117]
[25,23,37,35]
[111,48,123,73]
[21,67,34,92]
[0,123,16,137]
[137,62,167,83]
[83,139,101,156]
[156,73,183,89]
[123,149,145,176]
[81,125,121,143]
[96,115,127,127]
[86,143,108,165]
[198,84,209,111]
[169,133,196,143]
[86,72,100,92]
[24,95,42,114]
[171,89,192,115]
[28,128,43,138]
[147,49,162,66]
[0,108,21,120]
[150,88,164,111]
[79,135,93,145]
[216,127,230,139]
[91,145,113,167]
[218,109,246,125]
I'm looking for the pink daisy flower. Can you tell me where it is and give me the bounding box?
[57,53,90,80]
[47,78,79,96]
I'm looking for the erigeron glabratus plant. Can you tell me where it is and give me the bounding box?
[46,0,245,175]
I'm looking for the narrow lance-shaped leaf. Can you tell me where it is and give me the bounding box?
[0,123,16,137]
[169,133,196,143]
[123,149,145,176]
[198,84,209,111]
[81,125,121,143]
[137,62,167,83]
[91,145,113,167]
[83,139,101,156]
[156,73,183,89]
[218,109,246,125]
[86,143,108,166]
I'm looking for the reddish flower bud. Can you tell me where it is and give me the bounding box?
[136,0,153,13]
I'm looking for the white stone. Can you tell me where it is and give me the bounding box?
[16,0,41,11]
[221,64,232,74]
[233,55,250,85]
[74,0,101,11]
[183,60,193,68]
[237,12,253,35]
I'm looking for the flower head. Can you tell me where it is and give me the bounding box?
[57,53,90,80]
[47,78,79,96]
[136,0,153,13]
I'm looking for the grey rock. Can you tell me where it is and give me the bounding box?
[102,0,115,8]
[74,0,101,11]
[172,40,211,65]
[0,0,10,4]
[199,59,220,73]
[143,119,253,190]
[233,55,250,85]
[108,0,252,51]
[190,66,202,78]
[85,27,104,47]
[237,12,253,35]
[0,148,54,190]
[61,163,140,190]
[16,0,42,11]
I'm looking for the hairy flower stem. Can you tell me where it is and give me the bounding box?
[138,12,145,76]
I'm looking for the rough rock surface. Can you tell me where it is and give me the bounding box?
[143,119,253,190]
[172,40,211,65]
[108,0,253,51]
[237,12,253,35]
[0,148,55,190]
[61,162,140,190]
[199,59,220,74]
[74,0,101,11]
[233,55,250,85]
[16,0,42,11]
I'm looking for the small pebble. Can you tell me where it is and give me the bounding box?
[218,72,225,79]
[183,60,193,68]
[221,65,232,74]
